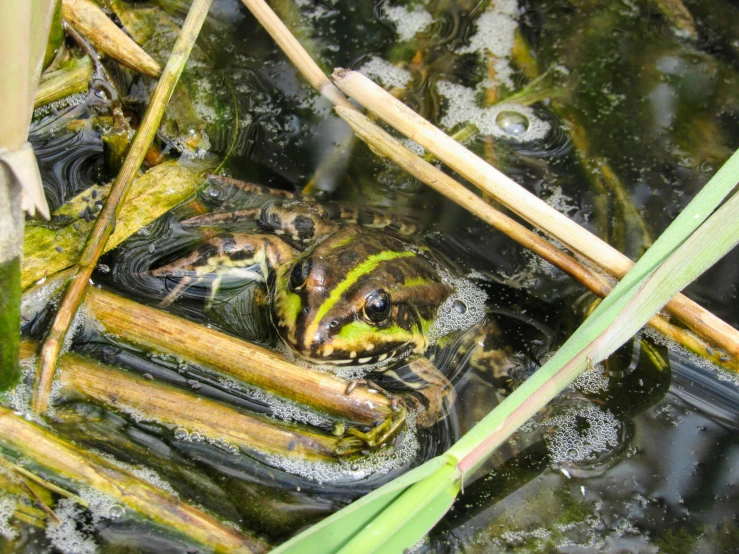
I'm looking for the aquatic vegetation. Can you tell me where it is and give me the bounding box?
[1,0,738,552]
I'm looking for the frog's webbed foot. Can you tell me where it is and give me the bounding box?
[336,402,406,456]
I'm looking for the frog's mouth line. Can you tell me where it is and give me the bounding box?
[277,335,414,368]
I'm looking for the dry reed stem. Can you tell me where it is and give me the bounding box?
[82,288,396,426]
[336,106,739,372]
[330,68,739,362]
[20,342,341,460]
[34,0,215,414]
[0,406,268,553]
[62,0,162,78]
[239,0,352,108]
[34,56,93,108]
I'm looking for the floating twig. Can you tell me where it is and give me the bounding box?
[15,471,63,524]
[34,0,215,414]
[62,0,162,78]
[20,341,343,460]
[0,406,269,552]
[81,288,399,427]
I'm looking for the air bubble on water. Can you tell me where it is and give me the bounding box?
[543,405,621,465]
[452,299,468,314]
[229,444,240,455]
[45,498,96,554]
[572,363,609,394]
[107,504,125,520]
[358,57,412,90]
[235,379,333,426]
[0,495,18,540]
[190,431,203,442]
[401,138,425,157]
[384,5,433,42]
[437,81,551,142]
[428,271,488,344]
[264,413,420,483]
[203,183,225,200]
[80,487,125,524]
[174,427,189,440]
[495,110,530,136]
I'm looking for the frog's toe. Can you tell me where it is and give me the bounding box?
[335,405,406,456]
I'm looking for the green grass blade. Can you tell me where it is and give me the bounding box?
[590,189,739,363]
[272,456,450,553]
[336,463,460,554]
[449,148,739,471]
[277,148,739,554]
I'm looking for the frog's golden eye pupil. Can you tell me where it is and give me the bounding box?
[363,291,391,324]
[290,259,311,290]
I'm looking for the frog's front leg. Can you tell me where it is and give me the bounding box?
[381,356,457,428]
[358,356,456,432]
[151,233,295,306]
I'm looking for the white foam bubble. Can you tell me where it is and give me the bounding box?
[401,138,426,157]
[45,498,97,554]
[0,495,18,540]
[436,81,551,142]
[428,272,488,344]
[219,376,333,427]
[79,487,125,525]
[359,57,412,90]
[384,4,433,42]
[572,363,609,394]
[90,450,178,497]
[457,1,520,88]
[543,405,621,465]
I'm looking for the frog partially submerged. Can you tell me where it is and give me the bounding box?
[151,175,516,449]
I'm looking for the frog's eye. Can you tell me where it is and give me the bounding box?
[290,259,311,290]
[363,290,391,324]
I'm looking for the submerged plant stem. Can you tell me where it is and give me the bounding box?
[19,342,342,460]
[0,406,269,552]
[33,0,214,415]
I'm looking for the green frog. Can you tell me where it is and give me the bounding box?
[151,175,517,451]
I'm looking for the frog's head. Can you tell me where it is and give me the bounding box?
[271,227,452,366]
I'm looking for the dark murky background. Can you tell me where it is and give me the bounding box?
[8,0,739,552]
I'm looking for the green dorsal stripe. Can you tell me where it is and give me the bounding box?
[303,250,417,347]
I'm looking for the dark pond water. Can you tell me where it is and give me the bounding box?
[6,0,739,552]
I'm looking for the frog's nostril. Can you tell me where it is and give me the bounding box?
[302,307,310,315]
[329,319,340,328]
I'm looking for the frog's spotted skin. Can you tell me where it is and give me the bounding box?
[150,175,515,447]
